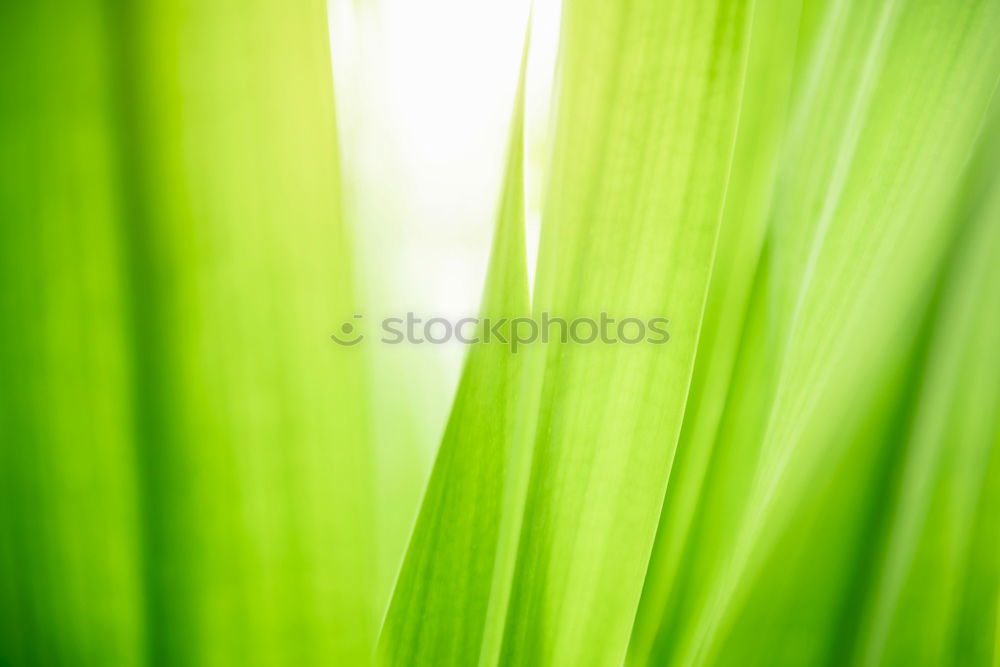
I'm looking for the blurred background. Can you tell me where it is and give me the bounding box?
[3,0,999,665]
[326,0,557,609]
[0,0,545,663]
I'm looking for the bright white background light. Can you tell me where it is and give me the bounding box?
[327,0,561,598]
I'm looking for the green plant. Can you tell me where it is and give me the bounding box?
[1,0,998,665]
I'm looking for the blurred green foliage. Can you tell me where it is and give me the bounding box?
[1,0,373,664]
[1,0,999,665]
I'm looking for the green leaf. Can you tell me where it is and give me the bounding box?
[631,0,1000,664]
[378,36,530,665]
[484,1,756,664]
[1,0,375,663]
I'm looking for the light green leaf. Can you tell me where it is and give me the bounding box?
[483,1,755,664]
[630,0,1000,664]
[378,36,530,665]
[1,0,375,663]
